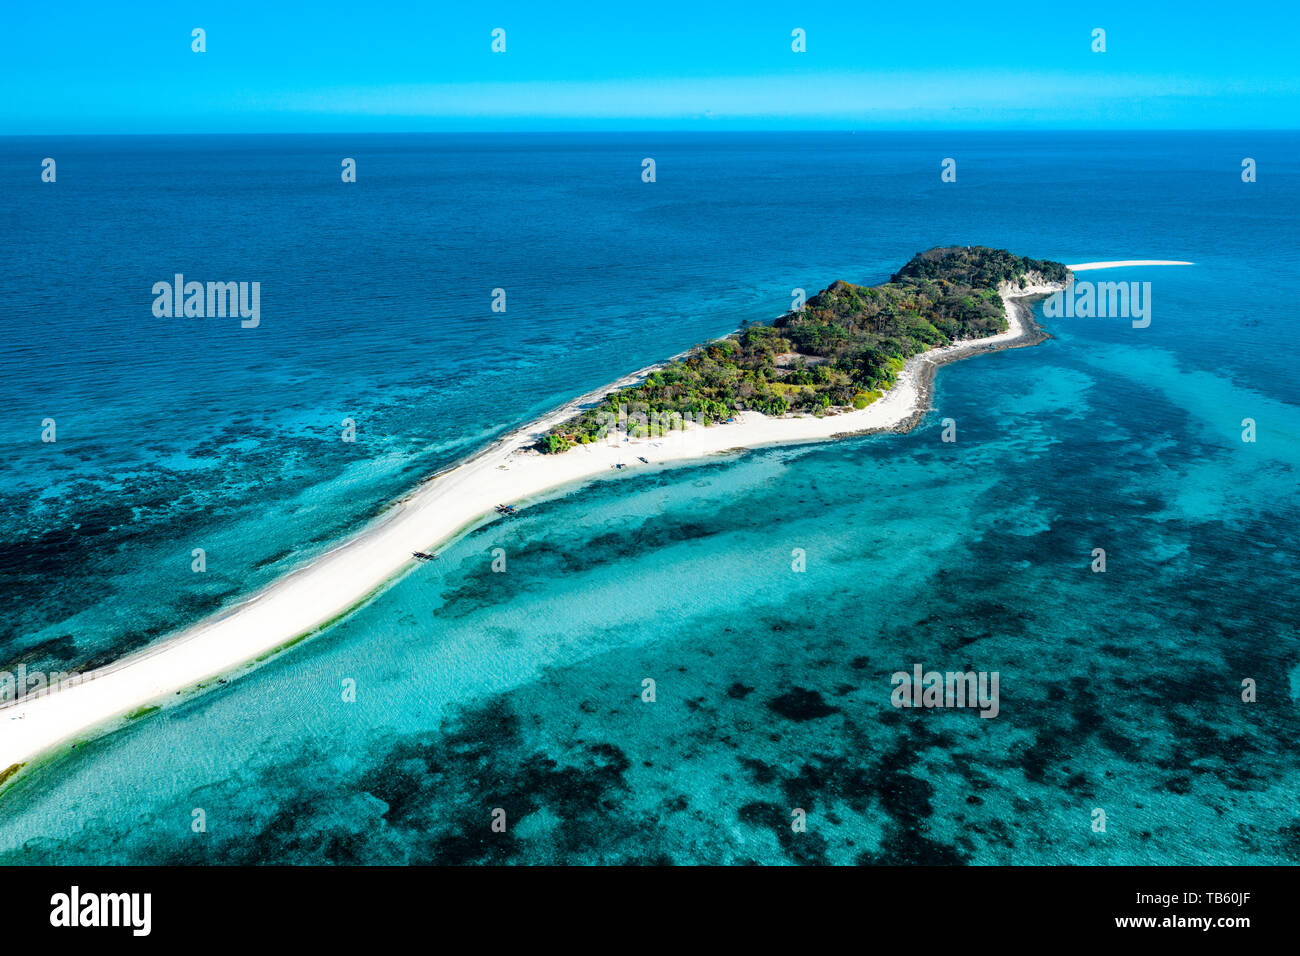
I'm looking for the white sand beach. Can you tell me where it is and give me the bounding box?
[1065,260,1194,270]
[0,280,1062,778]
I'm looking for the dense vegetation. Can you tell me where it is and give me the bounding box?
[538,247,1067,453]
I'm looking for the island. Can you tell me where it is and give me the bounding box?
[539,246,1069,453]
[0,246,1073,786]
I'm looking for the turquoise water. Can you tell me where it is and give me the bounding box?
[1,133,1297,863]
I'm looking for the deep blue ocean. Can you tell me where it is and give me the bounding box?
[1,132,1297,863]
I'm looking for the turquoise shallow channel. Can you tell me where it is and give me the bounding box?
[0,131,1297,863]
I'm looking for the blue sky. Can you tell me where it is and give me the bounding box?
[4,0,1298,132]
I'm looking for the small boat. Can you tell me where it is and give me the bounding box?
[637,456,649,464]
[495,504,517,515]
[412,551,438,561]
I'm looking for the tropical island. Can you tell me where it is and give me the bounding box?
[537,246,1070,453]
[0,245,1077,785]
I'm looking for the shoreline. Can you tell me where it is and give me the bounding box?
[0,279,1064,781]
[884,283,1054,435]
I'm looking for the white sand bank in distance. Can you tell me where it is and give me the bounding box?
[1066,260,1194,271]
[0,281,1062,778]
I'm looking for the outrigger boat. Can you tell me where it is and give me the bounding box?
[412,551,437,561]
[495,504,518,516]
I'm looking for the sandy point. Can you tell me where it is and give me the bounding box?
[1066,260,1194,271]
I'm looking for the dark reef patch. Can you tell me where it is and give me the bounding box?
[766,687,840,722]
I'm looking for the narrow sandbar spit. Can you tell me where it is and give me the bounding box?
[0,280,1066,778]
[1065,260,1194,270]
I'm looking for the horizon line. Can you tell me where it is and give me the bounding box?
[6,126,1300,138]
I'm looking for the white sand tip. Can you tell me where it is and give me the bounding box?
[1065,260,1194,271]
